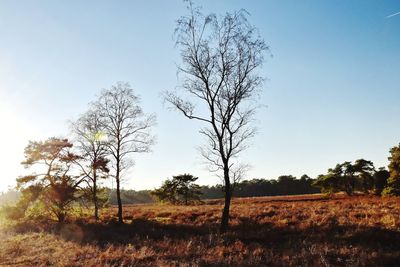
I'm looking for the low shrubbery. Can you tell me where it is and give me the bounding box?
[1,194,399,266]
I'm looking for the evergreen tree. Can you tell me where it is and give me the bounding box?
[374,167,390,196]
[313,159,375,195]
[151,174,202,205]
[16,138,82,222]
[383,144,400,196]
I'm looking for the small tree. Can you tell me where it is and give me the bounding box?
[313,163,355,195]
[16,138,82,222]
[71,108,110,220]
[276,175,297,195]
[353,159,375,193]
[151,174,202,205]
[313,159,375,196]
[374,167,390,196]
[166,1,267,233]
[383,144,400,196]
[175,174,203,205]
[151,180,178,204]
[313,173,341,195]
[94,82,156,223]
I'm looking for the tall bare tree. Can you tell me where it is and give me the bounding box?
[166,2,267,233]
[94,82,156,223]
[71,109,110,220]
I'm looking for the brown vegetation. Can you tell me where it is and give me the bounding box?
[1,194,400,266]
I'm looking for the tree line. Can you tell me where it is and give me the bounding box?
[148,149,400,203]
[149,174,319,204]
[149,146,400,204]
[312,146,400,196]
[3,142,400,222]
[0,175,319,208]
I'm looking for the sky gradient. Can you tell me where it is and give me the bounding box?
[0,0,399,192]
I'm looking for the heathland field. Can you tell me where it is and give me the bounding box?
[1,194,400,266]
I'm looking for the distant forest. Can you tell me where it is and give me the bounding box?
[0,175,319,206]
[107,175,319,205]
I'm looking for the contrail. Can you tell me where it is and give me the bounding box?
[386,11,400,18]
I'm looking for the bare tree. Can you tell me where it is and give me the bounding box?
[71,109,110,220]
[166,2,267,233]
[94,82,156,223]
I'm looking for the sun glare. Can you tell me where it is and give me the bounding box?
[0,103,30,192]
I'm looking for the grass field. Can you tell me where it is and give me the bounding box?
[1,194,399,266]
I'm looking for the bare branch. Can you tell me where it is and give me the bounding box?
[91,82,156,223]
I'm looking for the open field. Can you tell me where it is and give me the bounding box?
[1,194,400,266]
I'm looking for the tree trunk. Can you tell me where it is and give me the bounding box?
[93,168,99,220]
[57,210,66,223]
[220,166,232,233]
[116,159,123,224]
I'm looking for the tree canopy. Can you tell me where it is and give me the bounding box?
[313,159,375,195]
[16,138,82,222]
[151,174,203,205]
[383,144,400,196]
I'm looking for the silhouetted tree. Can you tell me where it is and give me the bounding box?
[313,159,376,195]
[71,109,110,220]
[94,82,156,223]
[374,167,390,196]
[353,159,375,193]
[175,174,202,205]
[166,1,267,233]
[151,174,202,205]
[277,175,297,195]
[341,161,358,195]
[16,138,82,222]
[313,173,340,195]
[383,144,400,196]
[233,176,319,197]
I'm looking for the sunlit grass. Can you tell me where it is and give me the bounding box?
[1,194,399,266]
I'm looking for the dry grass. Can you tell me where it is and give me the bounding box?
[1,194,400,266]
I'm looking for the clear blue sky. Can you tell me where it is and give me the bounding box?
[0,0,399,192]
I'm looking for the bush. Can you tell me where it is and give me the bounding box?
[0,204,26,221]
